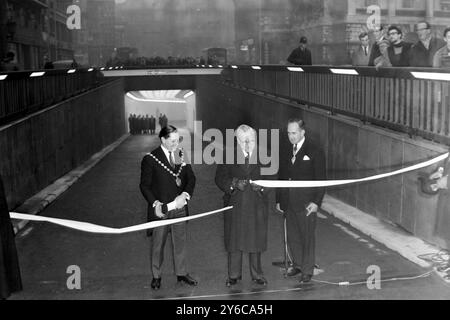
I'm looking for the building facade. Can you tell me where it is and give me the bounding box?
[2,0,75,70]
[115,0,235,62]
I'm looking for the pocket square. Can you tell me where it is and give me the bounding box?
[303,155,311,161]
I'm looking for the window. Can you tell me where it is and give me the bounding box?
[441,0,450,11]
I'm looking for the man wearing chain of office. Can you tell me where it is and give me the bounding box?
[140,125,197,290]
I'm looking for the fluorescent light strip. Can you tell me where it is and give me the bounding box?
[183,91,194,99]
[330,68,359,75]
[30,72,45,77]
[287,67,304,72]
[411,72,450,81]
[231,65,238,69]
[251,66,262,70]
[126,92,185,103]
[67,69,76,74]
[0,75,7,80]
[100,67,105,70]
[88,68,94,72]
[218,65,223,68]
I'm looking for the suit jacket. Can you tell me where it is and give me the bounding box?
[140,146,196,222]
[276,138,326,212]
[215,146,269,252]
[352,45,371,66]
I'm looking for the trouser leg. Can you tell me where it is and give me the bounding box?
[249,252,263,280]
[171,222,187,276]
[151,226,169,278]
[228,251,242,279]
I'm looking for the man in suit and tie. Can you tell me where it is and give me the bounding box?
[352,32,371,66]
[215,125,270,287]
[276,119,326,283]
[140,125,197,290]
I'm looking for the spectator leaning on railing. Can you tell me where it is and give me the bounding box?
[386,25,412,67]
[433,27,450,68]
[368,25,387,66]
[409,21,445,68]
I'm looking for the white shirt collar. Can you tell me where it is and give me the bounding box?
[293,137,305,155]
[161,145,174,163]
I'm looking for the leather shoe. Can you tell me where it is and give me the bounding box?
[286,267,302,277]
[151,277,161,290]
[177,274,198,286]
[299,274,312,283]
[225,276,242,287]
[252,277,267,286]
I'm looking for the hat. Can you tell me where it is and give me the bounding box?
[299,36,308,44]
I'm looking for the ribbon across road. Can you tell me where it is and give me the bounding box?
[8,152,448,234]
[252,152,449,188]
[9,206,233,235]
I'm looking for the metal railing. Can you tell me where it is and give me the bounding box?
[0,68,105,126]
[224,65,450,145]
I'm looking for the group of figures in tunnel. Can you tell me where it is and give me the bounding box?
[128,114,169,135]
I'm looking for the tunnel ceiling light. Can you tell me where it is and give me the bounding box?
[330,68,359,75]
[0,75,7,80]
[251,66,262,70]
[88,68,94,72]
[208,65,213,68]
[183,91,194,99]
[126,92,185,104]
[411,72,450,81]
[218,65,223,68]
[100,67,105,70]
[231,65,238,69]
[30,72,45,77]
[109,67,113,70]
[67,69,76,74]
[287,67,304,72]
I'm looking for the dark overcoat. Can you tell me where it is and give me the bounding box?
[215,147,269,253]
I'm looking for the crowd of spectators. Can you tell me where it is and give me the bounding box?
[349,22,450,69]
[107,55,199,68]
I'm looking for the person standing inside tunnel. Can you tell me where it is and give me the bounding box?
[275,119,326,283]
[0,174,22,299]
[215,125,270,287]
[140,125,197,290]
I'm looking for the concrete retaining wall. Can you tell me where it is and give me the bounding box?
[0,79,126,209]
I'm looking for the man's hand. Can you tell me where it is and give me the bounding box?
[275,203,284,214]
[154,201,166,219]
[174,195,186,209]
[432,175,448,191]
[305,202,318,217]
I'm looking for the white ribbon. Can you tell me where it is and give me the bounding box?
[252,152,449,188]
[9,206,233,234]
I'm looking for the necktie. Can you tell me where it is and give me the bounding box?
[364,46,368,56]
[169,151,175,169]
[245,153,249,165]
[292,144,297,164]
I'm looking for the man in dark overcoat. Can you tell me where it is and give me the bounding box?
[215,125,269,287]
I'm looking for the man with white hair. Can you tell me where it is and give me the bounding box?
[215,125,270,287]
